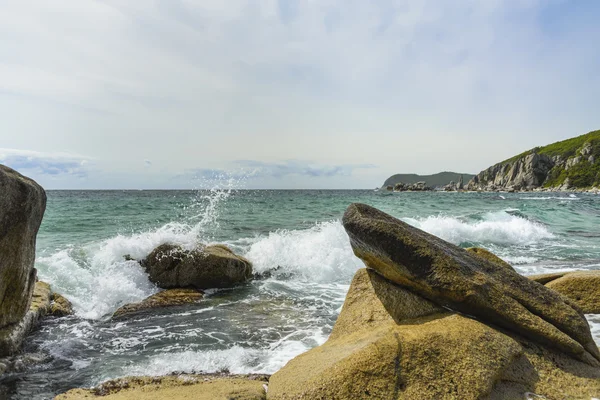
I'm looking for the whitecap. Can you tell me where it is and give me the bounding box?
[404,211,554,246]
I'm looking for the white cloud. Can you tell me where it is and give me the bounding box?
[0,148,92,178]
[0,0,598,188]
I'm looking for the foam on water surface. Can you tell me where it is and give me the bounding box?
[11,190,600,399]
[404,210,554,246]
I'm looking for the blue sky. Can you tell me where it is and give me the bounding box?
[0,0,598,189]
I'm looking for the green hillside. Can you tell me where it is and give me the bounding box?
[499,130,600,188]
[383,172,474,188]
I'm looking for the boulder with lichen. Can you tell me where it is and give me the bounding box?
[141,244,252,290]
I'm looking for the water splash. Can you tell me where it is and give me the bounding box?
[242,221,364,283]
[36,184,238,320]
[404,210,554,246]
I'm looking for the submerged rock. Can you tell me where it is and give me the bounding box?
[342,203,600,366]
[112,288,203,320]
[54,374,268,400]
[49,293,74,317]
[0,281,52,356]
[0,165,46,337]
[141,244,252,290]
[269,267,600,399]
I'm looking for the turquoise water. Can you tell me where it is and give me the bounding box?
[2,189,600,399]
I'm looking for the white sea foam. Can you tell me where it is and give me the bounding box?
[36,188,235,320]
[501,255,540,265]
[38,249,158,320]
[113,339,318,381]
[404,211,554,246]
[519,196,580,201]
[242,221,364,283]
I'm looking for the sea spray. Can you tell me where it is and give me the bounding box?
[36,186,237,319]
[403,210,554,246]
[242,220,364,283]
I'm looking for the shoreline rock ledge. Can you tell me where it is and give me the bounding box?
[268,203,600,399]
[0,165,47,357]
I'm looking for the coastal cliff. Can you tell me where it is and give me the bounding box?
[467,130,600,191]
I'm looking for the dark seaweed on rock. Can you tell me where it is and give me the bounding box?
[342,203,600,366]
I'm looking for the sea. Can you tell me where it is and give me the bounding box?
[1,188,600,399]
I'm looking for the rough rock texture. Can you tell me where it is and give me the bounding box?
[329,268,443,341]
[0,164,46,329]
[544,271,600,314]
[50,293,74,317]
[0,352,51,375]
[269,267,600,399]
[0,281,52,356]
[112,288,203,320]
[342,203,600,365]
[467,130,600,190]
[465,247,515,272]
[141,244,252,290]
[392,181,432,191]
[468,152,554,191]
[527,272,568,284]
[54,374,268,400]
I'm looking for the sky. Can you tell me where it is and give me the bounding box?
[0,0,599,189]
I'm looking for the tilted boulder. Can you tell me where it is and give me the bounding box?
[112,288,203,320]
[141,244,252,290]
[342,203,600,365]
[269,268,600,399]
[0,165,46,330]
[465,247,515,273]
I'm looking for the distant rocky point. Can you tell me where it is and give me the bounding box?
[467,129,600,191]
[382,171,475,189]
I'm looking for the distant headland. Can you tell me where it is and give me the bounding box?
[383,129,600,192]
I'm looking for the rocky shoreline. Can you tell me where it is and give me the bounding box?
[1,164,600,399]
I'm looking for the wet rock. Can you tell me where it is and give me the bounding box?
[342,203,600,365]
[54,374,268,400]
[0,165,46,335]
[112,288,203,320]
[50,293,74,317]
[142,244,252,290]
[0,281,52,356]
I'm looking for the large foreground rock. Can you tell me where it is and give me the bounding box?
[0,281,52,356]
[54,374,268,400]
[342,203,600,365]
[112,288,203,320]
[0,165,46,330]
[268,268,600,399]
[141,244,252,290]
